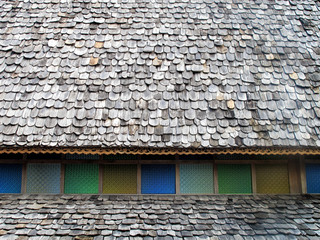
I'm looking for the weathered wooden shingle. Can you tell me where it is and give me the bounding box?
[0,0,319,148]
[0,194,319,239]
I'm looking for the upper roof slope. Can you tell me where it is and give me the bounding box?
[0,0,319,149]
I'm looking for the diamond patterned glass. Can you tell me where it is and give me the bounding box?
[180,164,214,194]
[26,164,61,194]
[0,164,22,193]
[256,164,289,194]
[218,164,252,194]
[66,154,99,160]
[103,165,137,194]
[141,164,175,194]
[103,155,139,160]
[64,164,99,194]
[306,164,320,193]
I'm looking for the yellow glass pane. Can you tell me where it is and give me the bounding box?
[102,165,137,194]
[256,164,289,194]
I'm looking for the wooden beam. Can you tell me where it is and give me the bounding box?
[137,153,141,194]
[2,146,320,156]
[300,156,307,194]
[137,164,141,194]
[251,163,257,194]
[303,159,320,164]
[21,163,27,194]
[99,164,103,194]
[288,159,301,194]
[215,160,288,164]
[214,163,219,194]
[60,164,65,194]
[176,162,180,194]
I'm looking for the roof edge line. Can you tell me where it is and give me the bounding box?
[0,146,319,155]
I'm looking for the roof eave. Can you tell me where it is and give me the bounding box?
[0,146,320,156]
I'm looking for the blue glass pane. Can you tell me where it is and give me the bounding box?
[306,164,320,193]
[0,164,22,193]
[141,164,175,194]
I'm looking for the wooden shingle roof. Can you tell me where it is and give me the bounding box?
[0,0,320,150]
[0,194,320,239]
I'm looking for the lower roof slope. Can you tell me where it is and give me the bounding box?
[0,0,320,149]
[0,194,320,239]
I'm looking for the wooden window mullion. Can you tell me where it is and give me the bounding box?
[60,164,65,194]
[137,155,141,194]
[251,163,257,194]
[21,164,27,194]
[300,156,307,194]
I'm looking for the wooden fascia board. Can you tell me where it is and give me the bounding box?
[0,146,320,156]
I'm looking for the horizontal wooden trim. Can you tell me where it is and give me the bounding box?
[215,160,289,164]
[0,160,214,164]
[0,146,320,156]
[0,160,298,165]
[304,159,320,163]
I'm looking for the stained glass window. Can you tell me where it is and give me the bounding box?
[218,164,252,194]
[0,164,22,193]
[103,165,137,194]
[64,164,99,194]
[180,164,214,194]
[27,163,61,194]
[256,164,289,194]
[141,164,175,194]
[306,164,320,193]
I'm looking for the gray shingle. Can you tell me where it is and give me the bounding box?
[0,0,319,149]
[1,195,319,238]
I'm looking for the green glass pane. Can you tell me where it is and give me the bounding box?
[64,164,99,194]
[103,165,137,194]
[180,164,214,194]
[218,164,252,194]
[256,164,289,194]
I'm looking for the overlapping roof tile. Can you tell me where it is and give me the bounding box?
[0,194,320,239]
[0,0,319,148]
